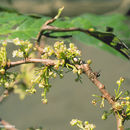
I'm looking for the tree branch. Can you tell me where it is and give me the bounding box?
[6,58,56,69]
[7,58,115,106]
[0,118,17,130]
[5,56,125,130]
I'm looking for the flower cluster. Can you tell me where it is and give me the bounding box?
[42,41,82,75]
[0,71,17,88]
[115,77,125,101]
[12,38,33,58]
[70,119,96,130]
[102,77,130,121]
[26,41,82,104]
[0,41,18,89]
[91,94,105,108]
[54,41,81,60]
[0,41,7,69]
[42,41,81,61]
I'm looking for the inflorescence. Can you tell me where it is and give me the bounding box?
[0,39,83,104]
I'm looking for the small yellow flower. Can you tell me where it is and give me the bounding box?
[42,99,48,104]
[116,80,121,85]
[70,119,78,126]
[41,92,45,97]
[28,44,32,48]
[13,38,21,45]
[2,41,7,46]
[12,50,18,57]
[39,84,45,88]
[18,51,24,57]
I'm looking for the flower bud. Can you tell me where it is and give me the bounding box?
[4,82,9,88]
[87,59,92,65]
[53,73,57,78]
[41,92,45,97]
[0,68,5,75]
[125,97,130,100]
[70,119,78,126]
[28,44,32,48]
[2,41,7,46]
[92,99,97,106]
[13,38,21,45]
[116,80,121,85]
[60,74,63,78]
[120,77,124,83]
[102,113,107,120]
[39,84,45,88]
[42,99,48,104]
[69,43,74,48]
[31,88,36,93]
[113,102,123,110]
[25,48,29,53]
[78,69,82,75]
[73,68,78,73]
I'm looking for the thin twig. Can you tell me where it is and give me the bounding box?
[0,89,8,102]
[0,89,13,103]
[6,58,56,69]
[0,118,17,130]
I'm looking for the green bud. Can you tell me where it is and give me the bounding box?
[102,113,107,120]
[60,74,63,78]
[84,121,89,125]
[87,59,92,65]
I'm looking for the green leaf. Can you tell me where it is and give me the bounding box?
[0,11,129,59]
[0,12,49,40]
